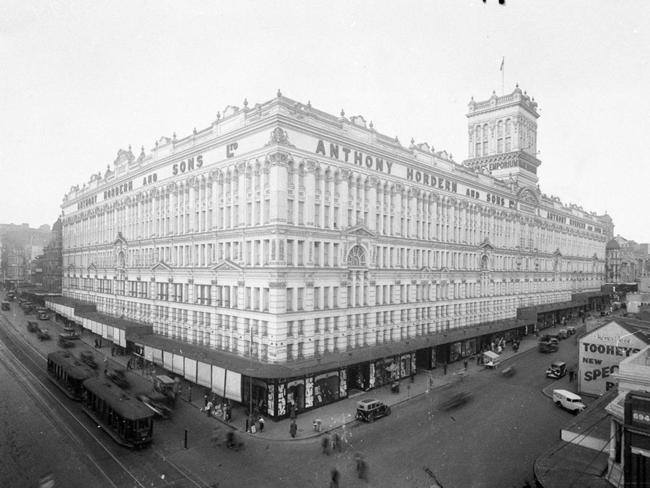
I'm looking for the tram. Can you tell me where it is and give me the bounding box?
[47,351,96,401]
[81,377,154,449]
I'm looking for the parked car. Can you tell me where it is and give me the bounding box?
[546,361,567,379]
[37,327,50,341]
[60,325,80,340]
[107,368,129,389]
[566,326,577,335]
[356,399,391,422]
[27,321,39,333]
[1,301,10,311]
[57,335,75,348]
[38,311,49,320]
[558,329,568,339]
[79,351,98,369]
[553,389,586,414]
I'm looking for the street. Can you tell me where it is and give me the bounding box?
[0,304,587,488]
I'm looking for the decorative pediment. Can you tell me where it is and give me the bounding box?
[211,259,243,272]
[517,186,539,205]
[87,263,97,273]
[553,248,562,257]
[478,237,494,251]
[345,223,376,238]
[419,266,436,272]
[113,147,135,166]
[113,232,127,246]
[151,261,173,272]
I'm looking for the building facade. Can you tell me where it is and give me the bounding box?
[58,88,614,417]
[1,223,50,287]
[41,217,63,293]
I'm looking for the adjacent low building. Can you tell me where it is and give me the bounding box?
[605,345,650,486]
[54,87,614,418]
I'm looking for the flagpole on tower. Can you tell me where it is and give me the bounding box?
[500,56,505,95]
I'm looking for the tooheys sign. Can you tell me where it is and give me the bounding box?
[579,326,645,396]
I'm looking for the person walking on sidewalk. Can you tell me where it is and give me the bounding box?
[443,363,447,375]
[258,416,265,432]
[289,420,297,438]
[463,359,468,371]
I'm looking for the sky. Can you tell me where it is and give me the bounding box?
[1,1,649,241]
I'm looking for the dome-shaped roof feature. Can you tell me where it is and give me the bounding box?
[606,239,620,250]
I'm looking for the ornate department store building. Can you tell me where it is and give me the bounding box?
[50,87,613,418]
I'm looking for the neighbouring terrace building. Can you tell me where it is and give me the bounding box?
[51,86,613,418]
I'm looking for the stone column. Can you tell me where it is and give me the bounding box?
[367,177,377,231]
[393,185,402,236]
[268,153,288,223]
[338,170,350,229]
[305,160,316,226]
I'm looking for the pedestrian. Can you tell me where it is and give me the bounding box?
[429,375,434,390]
[321,434,330,455]
[355,452,368,480]
[290,420,297,438]
[245,417,249,432]
[330,468,340,488]
[290,403,297,421]
[332,432,341,452]
[204,394,208,408]
[443,363,447,375]
[463,359,468,370]
[476,354,481,365]
[226,403,232,422]
[569,369,575,382]
[258,416,265,432]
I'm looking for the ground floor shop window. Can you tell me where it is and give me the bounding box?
[313,372,339,407]
[287,379,305,411]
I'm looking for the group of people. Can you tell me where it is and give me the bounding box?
[203,394,232,422]
[321,432,342,455]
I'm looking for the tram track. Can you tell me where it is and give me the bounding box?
[0,312,208,488]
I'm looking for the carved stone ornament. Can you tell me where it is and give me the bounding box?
[266,127,294,147]
[266,151,291,167]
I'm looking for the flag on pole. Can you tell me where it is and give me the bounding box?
[500,57,504,71]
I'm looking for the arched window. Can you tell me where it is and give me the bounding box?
[505,119,511,152]
[480,254,489,270]
[347,245,367,267]
[475,125,482,157]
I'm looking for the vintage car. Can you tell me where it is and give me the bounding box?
[546,361,567,379]
[438,391,472,411]
[57,335,75,348]
[36,327,51,341]
[566,326,577,336]
[27,321,39,333]
[355,399,391,422]
[79,351,98,369]
[60,325,80,340]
